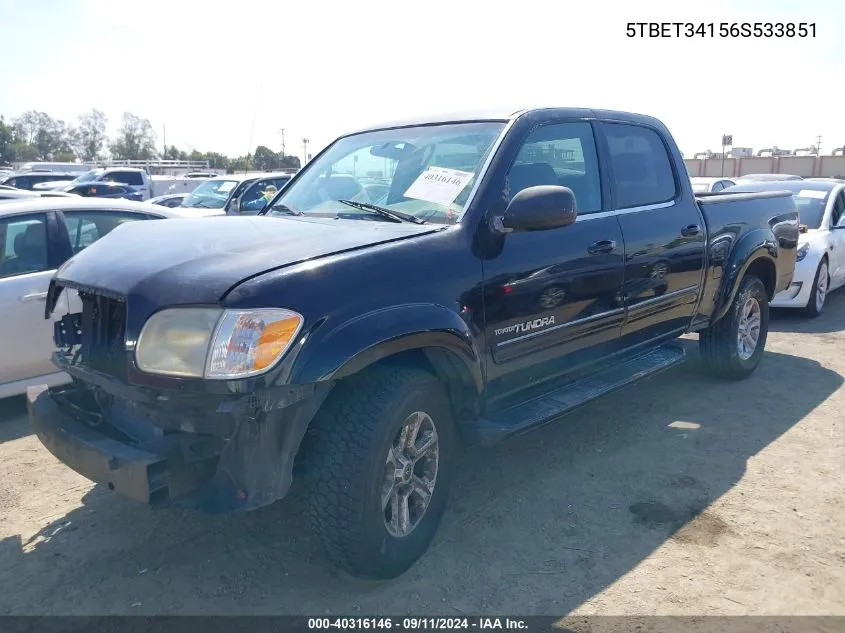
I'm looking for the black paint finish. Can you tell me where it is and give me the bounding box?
[40,107,800,511]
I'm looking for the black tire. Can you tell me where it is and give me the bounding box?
[803,257,828,318]
[699,275,769,380]
[301,366,456,580]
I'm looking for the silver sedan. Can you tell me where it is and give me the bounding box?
[0,198,221,398]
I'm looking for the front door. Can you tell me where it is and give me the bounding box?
[597,122,706,344]
[828,189,845,289]
[0,212,69,386]
[480,120,626,407]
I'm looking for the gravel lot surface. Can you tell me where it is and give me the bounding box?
[1,296,843,616]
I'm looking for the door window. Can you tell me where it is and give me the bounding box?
[103,171,145,186]
[506,121,602,213]
[63,211,146,253]
[0,214,50,278]
[239,177,292,212]
[832,191,845,228]
[601,123,677,209]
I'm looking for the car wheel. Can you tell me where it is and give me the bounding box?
[803,258,828,318]
[302,366,456,580]
[699,275,769,380]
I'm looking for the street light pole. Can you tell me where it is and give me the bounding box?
[302,138,309,165]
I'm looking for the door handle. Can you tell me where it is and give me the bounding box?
[681,224,702,237]
[587,239,617,255]
[20,292,48,302]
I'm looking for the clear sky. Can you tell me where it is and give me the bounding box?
[1,0,842,160]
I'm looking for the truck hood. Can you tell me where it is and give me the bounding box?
[53,216,439,305]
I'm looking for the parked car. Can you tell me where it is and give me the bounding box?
[0,171,81,190]
[179,171,294,216]
[29,107,798,580]
[59,182,144,201]
[146,193,188,208]
[723,179,845,316]
[0,198,222,399]
[17,162,91,175]
[0,190,79,202]
[734,173,803,183]
[689,177,736,193]
[38,167,207,200]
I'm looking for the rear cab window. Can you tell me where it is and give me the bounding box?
[601,123,677,209]
[105,171,145,186]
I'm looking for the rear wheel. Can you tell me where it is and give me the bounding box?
[803,258,828,318]
[699,275,769,380]
[302,366,456,580]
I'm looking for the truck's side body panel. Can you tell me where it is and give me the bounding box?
[29,107,799,516]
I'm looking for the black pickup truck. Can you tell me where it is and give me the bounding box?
[29,107,799,580]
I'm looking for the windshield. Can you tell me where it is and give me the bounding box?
[267,121,506,224]
[72,169,104,184]
[793,189,830,230]
[181,179,239,208]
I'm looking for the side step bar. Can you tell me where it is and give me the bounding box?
[467,343,686,446]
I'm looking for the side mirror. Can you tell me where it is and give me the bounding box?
[498,185,578,233]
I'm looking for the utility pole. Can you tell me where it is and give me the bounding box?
[279,128,286,159]
[816,135,822,155]
[302,138,309,165]
[162,124,166,158]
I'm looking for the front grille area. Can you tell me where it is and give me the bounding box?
[78,291,128,379]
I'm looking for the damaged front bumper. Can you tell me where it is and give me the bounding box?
[28,354,331,514]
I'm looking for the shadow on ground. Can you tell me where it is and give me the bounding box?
[0,395,28,444]
[0,341,840,615]
[770,286,845,334]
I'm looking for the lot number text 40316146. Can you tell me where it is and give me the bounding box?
[626,22,816,38]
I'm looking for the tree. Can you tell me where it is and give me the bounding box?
[110,112,158,160]
[252,145,277,171]
[10,110,74,160]
[9,142,38,161]
[73,109,108,161]
[0,116,12,164]
[280,154,301,169]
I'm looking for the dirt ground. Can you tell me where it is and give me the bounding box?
[1,296,844,616]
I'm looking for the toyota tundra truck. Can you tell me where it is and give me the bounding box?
[28,107,799,580]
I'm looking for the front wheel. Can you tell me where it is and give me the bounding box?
[302,366,456,580]
[803,258,828,318]
[699,275,769,380]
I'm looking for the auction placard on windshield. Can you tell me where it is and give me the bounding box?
[404,167,474,207]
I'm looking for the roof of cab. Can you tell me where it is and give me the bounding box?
[345,107,666,136]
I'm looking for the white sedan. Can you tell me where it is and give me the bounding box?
[723,180,845,316]
[0,198,222,398]
[690,177,736,193]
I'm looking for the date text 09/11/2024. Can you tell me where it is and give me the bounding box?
[626,22,816,38]
[307,618,529,630]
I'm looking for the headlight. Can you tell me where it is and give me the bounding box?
[136,307,303,379]
[796,243,810,262]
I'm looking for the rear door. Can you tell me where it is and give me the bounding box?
[0,211,70,385]
[597,121,706,344]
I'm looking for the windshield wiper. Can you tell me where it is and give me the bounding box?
[266,203,302,216]
[188,199,223,209]
[337,199,426,224]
